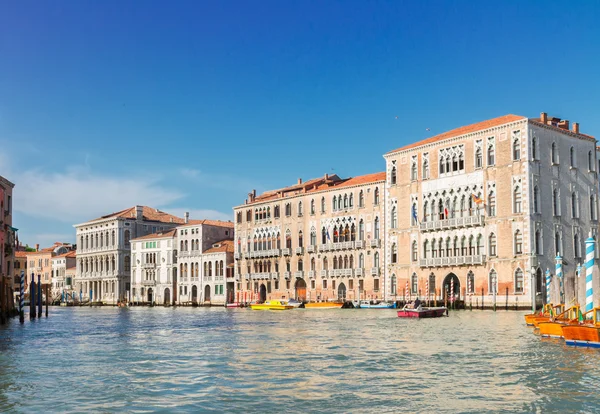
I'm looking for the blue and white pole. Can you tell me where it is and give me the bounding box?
[556,255,563,304]
[545,268,551,306]
[585,236,595,315]
[19,270,24,323]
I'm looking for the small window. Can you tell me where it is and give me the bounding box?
[570,147,576,168]
[513,186,522,214]
[514,230,523,255]
[551,142,558,164]
[515,268,524,293]
[391,166,397,185]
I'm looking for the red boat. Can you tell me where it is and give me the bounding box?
[397,306,447,318]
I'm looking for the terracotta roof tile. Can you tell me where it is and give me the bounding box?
[182,219,234,229]
[131,229,177,241]
[245,172,385,206]
[203,239,234,254]
[15,251,28,258]
[55,251,77,258]
[90,206,186,224]
[386,114,526,154]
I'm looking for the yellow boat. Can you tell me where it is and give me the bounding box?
[250,300,294,310]
[304,302,343,309]
[538,305,581,338]
[524,303,564,326]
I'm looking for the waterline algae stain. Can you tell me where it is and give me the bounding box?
[1,307,600,412]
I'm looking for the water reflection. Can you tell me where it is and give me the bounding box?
[0,308,599,412]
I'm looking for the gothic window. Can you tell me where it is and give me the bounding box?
[349,193,354,208]
[374,252,380,268]
[532,137,537,160]
[391,206,397,229]
[391,166,397,185]
[429,273,436,293]
[514,230,523,255]
[310,199,315,215]
[551,142,558,164]
[488,191,496,217]
[374,187,380,205]
[333,197,338,211]
[411,273,418,294]
[487,139,495,166]
[422,157,430,179]
[298,201,303,217]
[391,243,397,263]
[124,230,130,246]
[321,197,326,213]
[411,241,417,262]
[359,219,365,241]
[535,230,542,255]
[572,192,579,218]
[512,131,521,161]
[553,188,560,216]
[391,275,397,295]
[475,147,483,169]
[533,186,540,214]
[359,253,364,268]
[513,186,522,214]
[515,268,524,293]
[298,231,303,248]
[555,231,561,255]
[374,217,380,239]
[489,269,497,294]
[424,201,429,222]
[237,212,242,223]
[476,234,483,256]
[359,190,364,207]
[285,203,291,216]
[286,231,292,249]
[310,229,316,246]
[274,205,280,218]
[322,227,327,244]
[489,233,497,257]
[411,157,417,181]
[570,146,576,168]
[423,240,429,259]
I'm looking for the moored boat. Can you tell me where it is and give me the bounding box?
[304,301,343,309]
[226,302,244,308]
[524,303,563,326]
[357,300,396,309]
[397,306,447,318]
[287,299,303,308]
[561,308,600,348]
[250,300,294,310]
[538,305,581,338]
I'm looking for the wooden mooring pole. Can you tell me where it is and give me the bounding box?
[30,273,36,319]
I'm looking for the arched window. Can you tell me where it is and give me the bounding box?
[461,236,467,256]
[488,191,496,217]
[475,147,482,169]
[321,197,326,213]
[411,241,418,262]
[555,231,561,256]
[391,274,397,295]
[513,186,522,213]
[489,233,497,256]
[359,219,364,241]
[285,231,292,249]
[285,203,291,216]
[489,269,497,294]
[310,199,315,215]
[359,253,364,268]
[515,268,524,293]
[467,271,475,294]
[124,230,130,246]
[440,155,445,174]
[124,256,130,272]
[323,257,328,270]
[476,234,483,256]
[310,257,315,272]
[424,201,429,222]
[553,188,560,216]
[488,143,495,166]
[423,240,429,259]
[333,197,338,211]
[374,217,380,240]
[535,230,542,255]
[514,230,523,255]
[359,190,364,208]
[591,194,597,221]
[551,142,558,164]
[422,159,429,179]
[570,146,576,168]
[533,186,540,214]
[513,137,520,161]
[429,273,436,294]
[431,239,437,258]
[343,195,348,209]
[411,162,417,181]
[322,227,327,244]
[298,259,303,271]
[391,166,397,185]
[350,224,356,241]
[310,228,316,246]
[274,205,280,218]
[391,206,397,229]
[298,201,303,217]
[411,273,418,294]
[374,252,380,268]
[391,243,397,263]
[468,235,475,256]
[445,237,451,257]
[532,137,537,160]
[374,187,380,205]
[572,192,578,218]
[411,203,417,226]
[460,195,466,217]
[298,231,303,248]
[459,153,464,171]
[589,150,594,171]
[574,233,580,258]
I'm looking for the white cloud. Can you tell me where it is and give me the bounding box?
[13,167,185,224]
[168,208,232,222]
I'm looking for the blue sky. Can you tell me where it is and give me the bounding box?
[1,0,599,247]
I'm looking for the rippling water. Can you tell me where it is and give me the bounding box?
[1,307,599,413]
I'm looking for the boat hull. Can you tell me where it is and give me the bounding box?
[538,321,573,338]
[250,300,293,310]
[226,302,244,308]
[397,307,447,318]
[561,325,600,348]
[532,316,552,328]
[304,302,343,309]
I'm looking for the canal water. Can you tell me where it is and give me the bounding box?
[1,307,599,413]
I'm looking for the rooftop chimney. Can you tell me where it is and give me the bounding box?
[135,205,143,220]
[558,120,570,130]
[184,212,189,224]
[572,122,580,134]
[540,112,548,124]
[298,178,302,185]
[325,173,329,180]
[35,243,39,252]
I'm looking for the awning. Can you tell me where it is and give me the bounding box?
[7,225,18,232]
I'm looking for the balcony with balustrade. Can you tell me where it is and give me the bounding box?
[330,269,353,277]
[318,241,355,252]
[234,252,241,260]
[142,263,156,269]
[320,270,328,278]
[354,268,364,277]
[419,215,485,233]
[308,270,316,278]
[307,245,316,253]
[295,247,304,255]
[294,271,304,278]
[371,267,380,277]
[369,239,381,248]
[419,255,485,267]
[282,248,291,256]
[284,271,292,279]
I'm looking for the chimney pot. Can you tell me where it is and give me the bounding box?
[573,122,580,134]
[35,244,39,252]
[540,112,548,124]
[135,205,143,220]
[298,178,302,185]
[184,212,189,224]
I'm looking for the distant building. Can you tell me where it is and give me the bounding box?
[13,250,27,292]
[26,242,74,287]
[51,250,77,298]
[73,206,185,305]
[384,112,598,308]
[233,173,385,303]
[130,219,234,306]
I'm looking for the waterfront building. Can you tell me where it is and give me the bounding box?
[233,173,385,303]
[384,112,598,308]
[74,206,184,304]
[12,251,27,292]
[26,243,73,287]
[51,250,77,299]
[130,219,234,305]
[0,175,16,311]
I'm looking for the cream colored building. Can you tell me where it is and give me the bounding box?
[384,112,598,308]
[74,206,184,304]
[51,250,77,298]
[233,173,385,303]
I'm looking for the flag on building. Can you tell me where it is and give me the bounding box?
[471,194,484,204]
[412,204,419,224]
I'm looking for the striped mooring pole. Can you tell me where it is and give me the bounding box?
[19,270,24,323]
[555,255,563,304]
[37,274,42,318]
[425,280,429,306]
[545,268,551,306]
[585,236,595,315]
